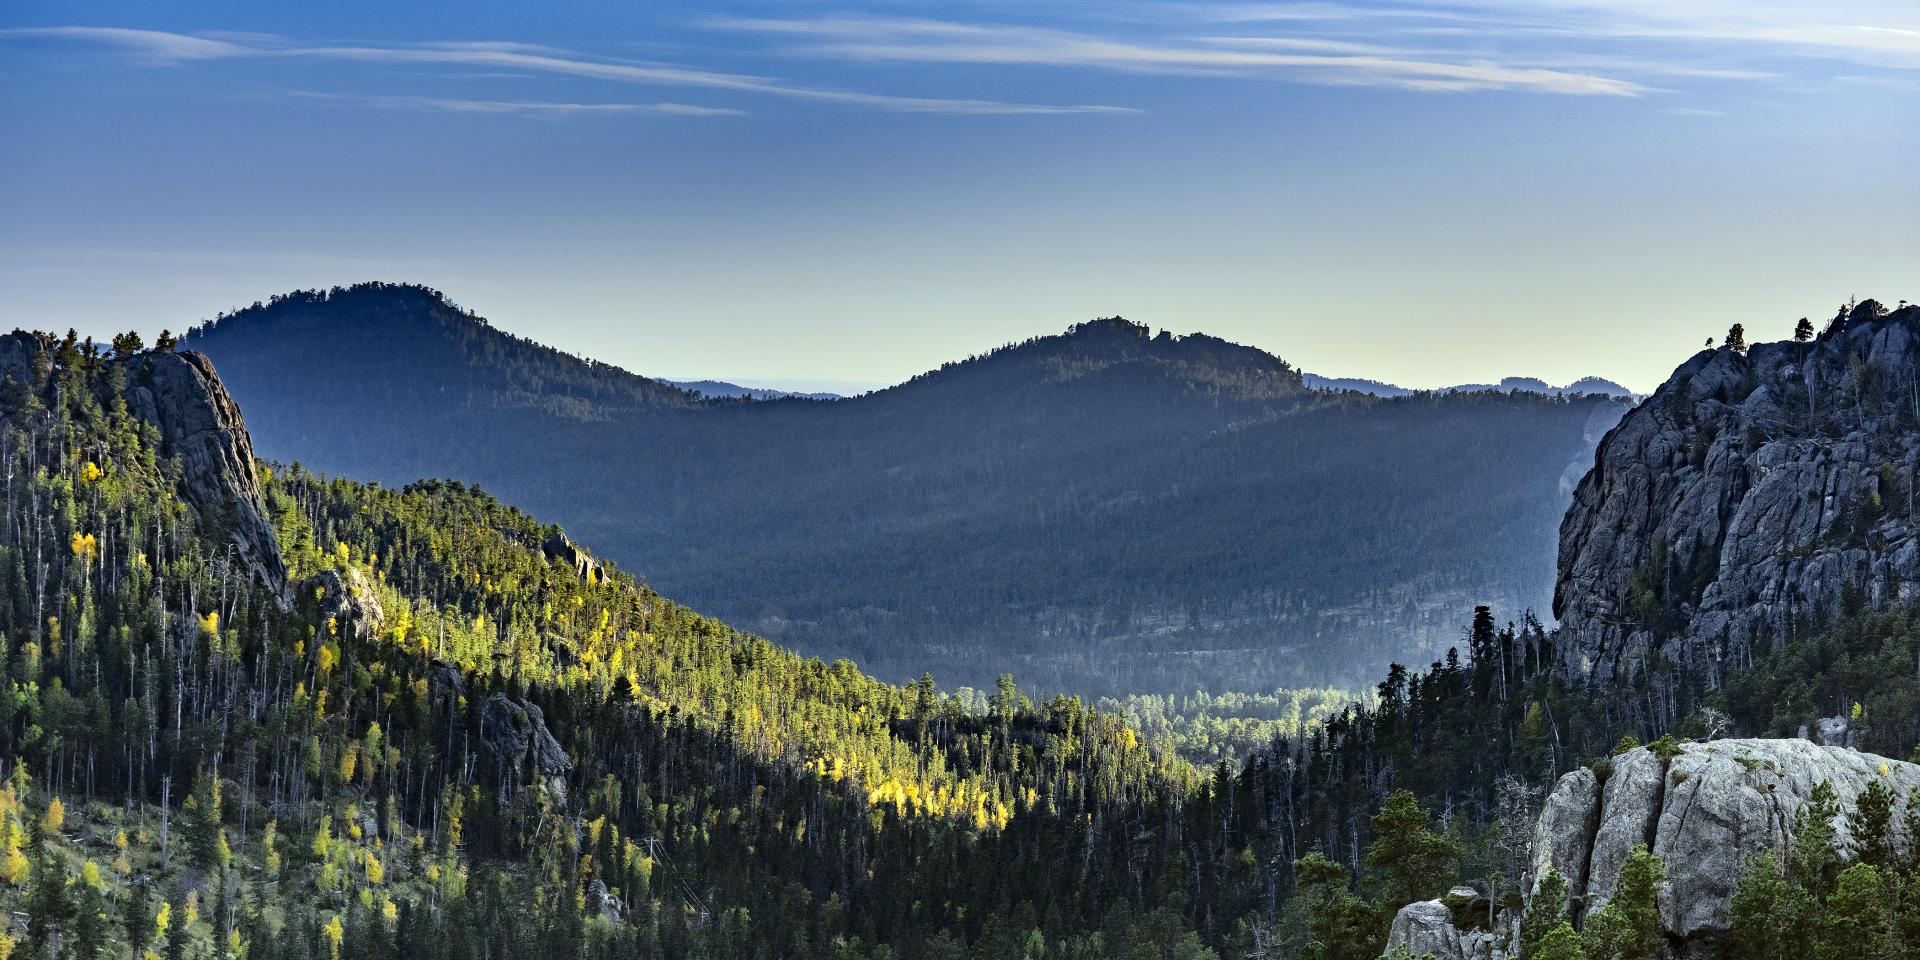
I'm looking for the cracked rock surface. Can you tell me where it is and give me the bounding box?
[1555,300,1920,683]
[1532,739,1920,956]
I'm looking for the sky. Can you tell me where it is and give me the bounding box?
[1,1,1916,394]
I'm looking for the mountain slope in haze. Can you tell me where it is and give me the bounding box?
[187,283,1629,695]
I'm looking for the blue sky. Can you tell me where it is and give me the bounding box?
[2,1,1915,393]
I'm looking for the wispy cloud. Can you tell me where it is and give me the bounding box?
[711,16,1645,94]
[0,27,1137,116]
[4,245,445,271]
[1204,2,1920,69]
[712,2,1920,100]
[0,26,248,61]
[290,91,747,117]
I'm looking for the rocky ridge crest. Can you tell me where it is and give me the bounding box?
[1555,299,1920,682]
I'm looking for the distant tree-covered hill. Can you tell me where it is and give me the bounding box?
[185,283,1629,695]
[1302,371,1637,399]
[666,379,844,401]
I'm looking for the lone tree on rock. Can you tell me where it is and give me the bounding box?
[1725,323,1747,354]
[1795,317,1814,342]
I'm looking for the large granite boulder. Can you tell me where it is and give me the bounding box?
[1383,898,1510,960]
[1555,300,1920,683]
[1386,900,1464,959]
[1531,738,1920,956]
[480,693,573,805]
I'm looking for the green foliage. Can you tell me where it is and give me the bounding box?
[1730,786,1920,960]
[1292,854,1383,960]
[1723,604,1920,759]
[1522,868,1572,956]
[1792,782,1843,899]
[1532,922,1588,960]
[1365,789,1461,908]
[1729,851,1801,960]
[1580,845,1665,960]
[1849,778,1897,868]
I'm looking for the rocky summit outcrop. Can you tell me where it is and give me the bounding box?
[121,350,288,591]
[1531,738,1920,955]
[542,532,602,582]
[0,335,287,593]
[1556,300,1920,682]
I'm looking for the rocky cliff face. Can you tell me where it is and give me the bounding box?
[1531,738,1920,955]
[0,334,287,592]
[121,350,288,590]
[1555,300,1920,682]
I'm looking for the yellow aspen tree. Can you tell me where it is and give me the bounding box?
[322,915,344,960]
[40,797,63,834]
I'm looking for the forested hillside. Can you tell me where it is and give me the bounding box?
[5,319,1919,959]
[0,328,1245,958]
[186,283,1628,695]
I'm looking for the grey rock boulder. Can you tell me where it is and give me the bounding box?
[1386,900,1464,960]
[543,532,603,582]
[1383,900,1509,960]
[1532,738,1920,956]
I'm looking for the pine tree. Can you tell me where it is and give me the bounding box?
[1848,778,1896,868]
[24,852,73,958]
[1292,854,1381,960]
[1726,323,1747,354]
[1818,863,1894,960]
[1522,868,1572,956]
[122,879,154,955]
[1364,789,1460,908]
[1791,781,1842,900]
[1729,851,1800,960]
[1581,845,1665,960]
[165,899,190,960]
[1532,922,1588,960]
[70,877,109,959]
[1795,317,1815,342]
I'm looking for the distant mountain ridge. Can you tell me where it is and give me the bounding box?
[1305,371,1637,399]
[185,282,1629,695]
[666,379,842,401]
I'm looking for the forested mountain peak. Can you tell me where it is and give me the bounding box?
[886,314,1306,402]
[1557,297,1920,682]
[183,281,706,423]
